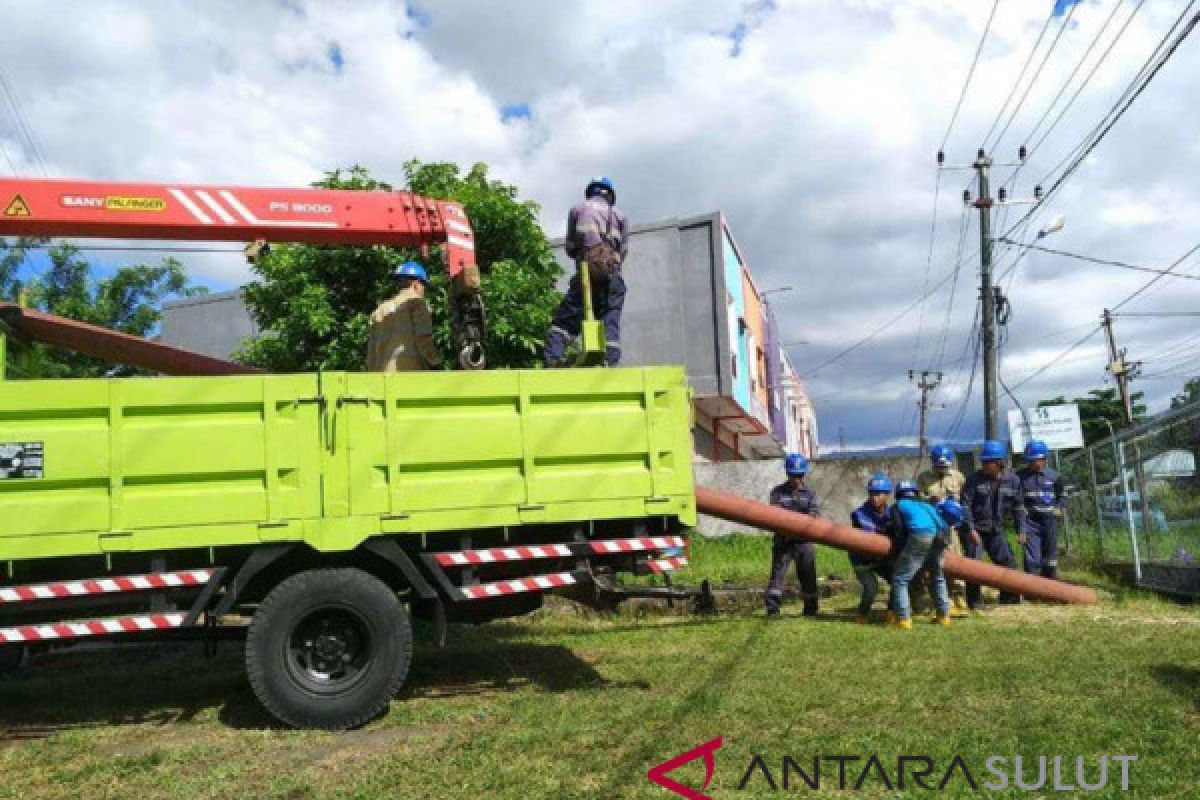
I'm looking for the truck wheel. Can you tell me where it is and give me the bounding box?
[245,568,412,730]
[0,644,25,675]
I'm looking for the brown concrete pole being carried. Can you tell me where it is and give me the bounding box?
[0,303,261,377]
[695,486,1098,605]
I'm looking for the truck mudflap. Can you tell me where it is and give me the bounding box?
[421,535,689,603]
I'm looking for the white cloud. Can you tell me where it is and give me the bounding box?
[0,0,1197,446]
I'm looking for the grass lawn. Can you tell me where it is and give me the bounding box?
[1,573,1197,799]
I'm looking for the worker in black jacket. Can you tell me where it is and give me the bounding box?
[962,440,1026,608]
[765,454,820,617]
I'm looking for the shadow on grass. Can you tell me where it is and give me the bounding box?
[1150,665,1200,709]
[0,627,642,739]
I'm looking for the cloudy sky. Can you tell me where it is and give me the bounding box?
[1,0,1197,450]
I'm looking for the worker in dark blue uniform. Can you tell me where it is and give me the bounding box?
[849,472,895,623]
[543,176,629,367]
[1017,439,1064,579]
[765,453,820,617]
[962,440,1026,608]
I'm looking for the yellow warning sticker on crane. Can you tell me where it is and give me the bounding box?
[105,196,166,212]
[3,194,31,217]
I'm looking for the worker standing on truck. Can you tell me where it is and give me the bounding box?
[849,472,895,623]
[962,440,1026,608]
[917,443,969,616]
[888,482,954,629]
[543,176,629,368]
[765,453,821,617]
[367,261,442,372]
[1016,439,1064,579]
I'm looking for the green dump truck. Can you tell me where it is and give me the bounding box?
[0,364,696,728]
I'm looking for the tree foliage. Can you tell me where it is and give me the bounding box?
[2,238,200,378]
[238,162,561,372]
[1039,387,1146,446]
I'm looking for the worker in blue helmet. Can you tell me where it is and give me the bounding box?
[543,176,630,368]
[367,260,442,372]
[1017,439,1064,579]
[848,472,896,623]
[917,444,969,615]
[961,439,1025,608]
[887,480,953,628]
[765,453,821,617]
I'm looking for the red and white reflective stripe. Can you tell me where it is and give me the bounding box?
[589,536,686,554]
[459,571,577,600]
[433,536,686,567]
[435,544,573,567]
[647,556,689,573]
[0,613,186,643]
[0,569,216,605]
[167,188,337,229]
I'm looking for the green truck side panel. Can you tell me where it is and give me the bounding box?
[0,367,695,562]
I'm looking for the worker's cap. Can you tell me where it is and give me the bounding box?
[929,443,954,467]
[1023,439,1049,461]
[980,439,1007,462]
[586,176,615,201]
[395,261,430,284]
[784,453,809,476]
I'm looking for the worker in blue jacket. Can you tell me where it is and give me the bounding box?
[765,453,820,617]
[1017,439,1064,579]
[887,481,954,628]
[849,472,895,623]
[962,440,1026,607]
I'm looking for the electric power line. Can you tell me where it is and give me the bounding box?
[996,238,1200,281]
[0,64,48,176]
[990,0,1082,154]
[1005,2,1199,238]
[940,0,1001,152]
[981,8,1057,150]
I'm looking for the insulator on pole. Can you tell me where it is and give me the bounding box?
[936,150,945,166]
[997,187,1007,203]
[977,148,986,160]
[1018,145,1028,161]
[963,189,972,205]
[1034,185,1043,200]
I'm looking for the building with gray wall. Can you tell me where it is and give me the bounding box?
[161,290,258,361]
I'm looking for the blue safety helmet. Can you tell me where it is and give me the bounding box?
[929,443,954,468]
[784,453,809,477]
[1023,439,1049,461]
[895,480,919,498]
[980,439,1007,463]
[585,175,615,202]
[938,497,965,527]
[395,260,430,284]
[866,471,893,494]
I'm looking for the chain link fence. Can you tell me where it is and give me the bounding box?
[1058,398,1200,597]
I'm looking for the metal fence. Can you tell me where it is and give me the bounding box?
[1058,398,1200,597]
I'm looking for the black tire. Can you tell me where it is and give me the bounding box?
[0,644,25,675]
[245,568,412,730]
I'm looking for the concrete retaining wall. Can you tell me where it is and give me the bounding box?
[693,455,924,536]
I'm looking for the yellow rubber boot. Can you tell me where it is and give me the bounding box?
[893,617,913,630]
[934,613,952,627]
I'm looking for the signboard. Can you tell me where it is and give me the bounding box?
[1008,404,1084,452]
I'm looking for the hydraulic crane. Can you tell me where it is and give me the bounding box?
[0,177,488,369]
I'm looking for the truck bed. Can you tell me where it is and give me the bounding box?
[0,367,696,564]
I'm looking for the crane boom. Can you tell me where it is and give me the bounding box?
[0,177,487,368]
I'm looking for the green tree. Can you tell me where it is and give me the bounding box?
[1170,377,1200,409]
[2,238,200,378]
[238,162,561,372]
[1038,387,1146,446]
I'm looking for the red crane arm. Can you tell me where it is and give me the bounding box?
[0,177,476,278]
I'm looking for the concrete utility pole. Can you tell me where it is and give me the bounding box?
[1102,308,1153,537]
[909,369,944,458]
[973,150,1000,441]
